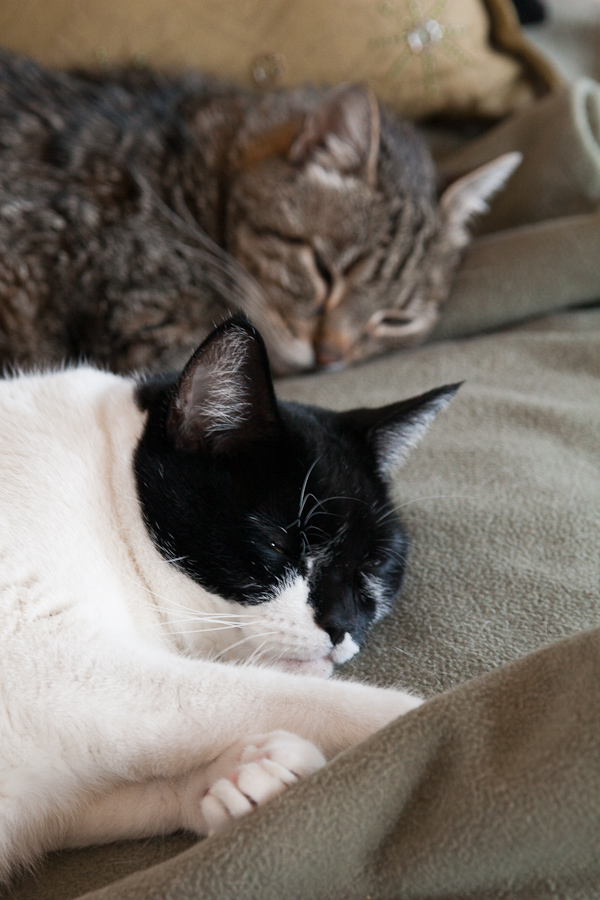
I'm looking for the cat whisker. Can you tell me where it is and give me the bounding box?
[244,638,272,667]
[90,545,265,623]
[305,525,329,540]
[302,494,368,527]
[212,631,279,661]
[391,491,483,512]
[88,547,200,615]
[150,615,263,630]
[165,624,248,637]
[387,475,512,518]
[160,611,264,627]
[374,506,402,525]
[298,458,321,521]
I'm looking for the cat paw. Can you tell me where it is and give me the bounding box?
[200,731,325,835]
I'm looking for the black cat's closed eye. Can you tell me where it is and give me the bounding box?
[362,554,385,569]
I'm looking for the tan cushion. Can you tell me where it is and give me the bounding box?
[0,0,557,120]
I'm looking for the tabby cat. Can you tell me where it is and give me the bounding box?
[0,49,520,375]
[0,315,458,878]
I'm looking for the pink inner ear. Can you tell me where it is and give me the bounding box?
[289,84,380,184]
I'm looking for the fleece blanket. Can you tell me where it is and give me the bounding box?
[3,308,599,900]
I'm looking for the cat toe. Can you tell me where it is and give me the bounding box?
[201,777,254,834]
[235,758,295,806]
[240,730,326,777]
[199,731,326,835]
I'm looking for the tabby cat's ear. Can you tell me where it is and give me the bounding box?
[167,315,280,454]
[439,152,522,242]
[289,84,380,184]
[340,384,461,479]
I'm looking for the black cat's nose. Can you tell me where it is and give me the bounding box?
[324,625,346,646]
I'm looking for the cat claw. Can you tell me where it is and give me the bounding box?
[200,731,326,835]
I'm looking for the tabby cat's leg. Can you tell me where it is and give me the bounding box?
[61,732,325,846]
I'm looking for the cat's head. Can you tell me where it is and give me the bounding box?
[225,84,520,374]
[134,315,458,677]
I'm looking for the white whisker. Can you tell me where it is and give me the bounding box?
[245,638,272,667]
[298,458,321,521]
[213,631,279,660]
[165,624,244,637]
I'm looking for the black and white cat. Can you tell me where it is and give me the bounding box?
[0,315,457,880]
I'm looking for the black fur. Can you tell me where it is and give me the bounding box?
[134,316,457,648]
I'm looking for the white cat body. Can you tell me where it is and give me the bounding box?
[0,362,425,880]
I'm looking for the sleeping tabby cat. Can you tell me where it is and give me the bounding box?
[0,49,520,375]
[0,315,458,879]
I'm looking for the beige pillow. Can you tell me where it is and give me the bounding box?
[0,0,557,120]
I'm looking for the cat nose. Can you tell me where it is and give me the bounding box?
[324,626,346,646]
[315,339,345,368]
[317,608,350,646]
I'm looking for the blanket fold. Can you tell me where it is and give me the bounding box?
[431,78,600,340]
[432,207,600,341]
[75,625,600,900]
[440,79,600,231]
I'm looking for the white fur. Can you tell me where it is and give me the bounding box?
[0,367,421,880]
[375,393,456,477]
[307,163,348,190]
[440,151,523,246]
[175,326,253,440]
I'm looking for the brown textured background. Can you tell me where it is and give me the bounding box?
[0,0,556,119]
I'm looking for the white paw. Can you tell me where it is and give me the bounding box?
[201,731,325,835]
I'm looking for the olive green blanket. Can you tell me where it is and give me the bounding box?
[4,78,600,900]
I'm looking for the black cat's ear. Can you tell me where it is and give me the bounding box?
[167,316,280,454]
[340,384,461,479]
[289,84,380,185]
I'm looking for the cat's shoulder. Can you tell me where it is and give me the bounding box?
[0,363,129,404]
[0,365,141,455]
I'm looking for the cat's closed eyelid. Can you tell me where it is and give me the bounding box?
[366,306,420,336]
[312,249,333,290]
[362,555,385,569]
